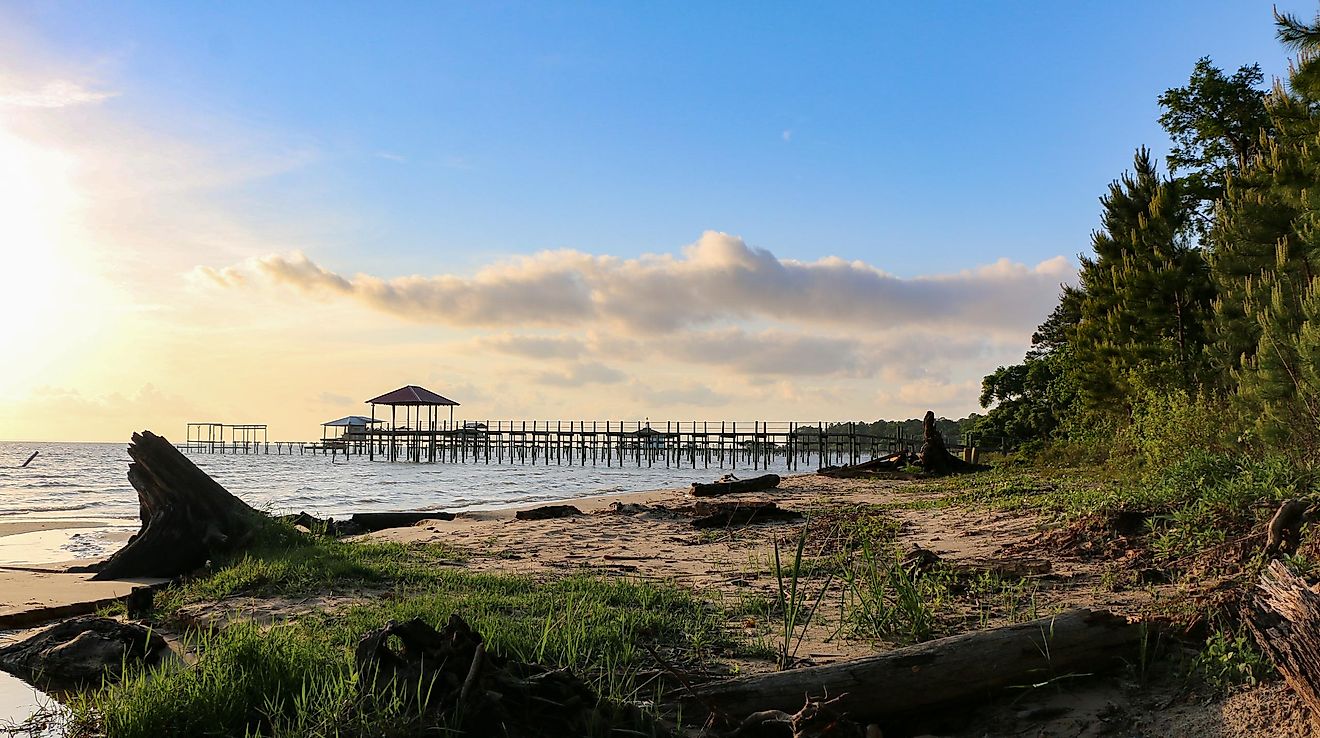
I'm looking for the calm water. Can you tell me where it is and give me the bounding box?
[0,444,791,725]
[0,633,65,735]
[0,441,791,524]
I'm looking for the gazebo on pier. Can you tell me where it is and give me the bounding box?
[365,385,461,462]
[321,415,382,444]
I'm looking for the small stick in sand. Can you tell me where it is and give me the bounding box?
[20,451,39,468]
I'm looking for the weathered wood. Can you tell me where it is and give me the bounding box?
[690,609,1139,723]
[691,473,781,497]
[817,453,914,479]
[349,511,456,530]
[515,505,583,521]
[88,431,268,580]
[355,614,668,736]
[1245,560,1320,724]
[0,616,170,689]
[1265,500,1310,557]
[691,501,802,528]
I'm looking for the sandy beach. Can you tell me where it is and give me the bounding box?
[1,470,1313,737]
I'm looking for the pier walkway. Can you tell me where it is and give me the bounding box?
[178,420,964,471]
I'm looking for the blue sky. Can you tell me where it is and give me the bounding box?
[7,2,1305,276]
[2,2,1315,438]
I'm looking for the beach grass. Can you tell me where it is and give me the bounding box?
[70,530,732,738]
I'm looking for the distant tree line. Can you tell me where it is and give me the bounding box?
[973,8,1320,462]
[795,417,973,443]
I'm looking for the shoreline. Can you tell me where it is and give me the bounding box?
[0,472,807,563]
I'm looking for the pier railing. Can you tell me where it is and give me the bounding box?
[179,420,965,471]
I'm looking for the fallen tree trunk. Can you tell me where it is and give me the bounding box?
[278,510,457,535]
[689,608,1139,724]
[817,452,914,478]
[1245,560,1320,724]
[691,474,781,498]
[88,431,268,580]
[849,452,911,471]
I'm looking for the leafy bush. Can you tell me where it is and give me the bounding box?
[1114,388,1239,470]
[1193,628,1272,692]
[1145,451,1301,561]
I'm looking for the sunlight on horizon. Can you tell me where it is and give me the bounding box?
[0,121,110,398]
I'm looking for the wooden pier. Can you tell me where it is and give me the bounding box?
[179,420,962,471]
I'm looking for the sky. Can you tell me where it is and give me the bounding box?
[0,1,1311,442]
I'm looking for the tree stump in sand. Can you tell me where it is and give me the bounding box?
[918,411,984,476]
[88,431,267,580]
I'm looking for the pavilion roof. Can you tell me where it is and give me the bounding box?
[322,415,383,427]
[365,385,460,406]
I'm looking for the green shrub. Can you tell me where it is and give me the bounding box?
[1193,628,1272,692]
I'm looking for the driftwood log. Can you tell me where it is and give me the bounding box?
[692,474,781,498]
[1245,560,1320,723]
[516,505,584,521]
[918,411,985,476]
[691,501,802,528]
[89,431,268,580]
[279,510,457,536]
[690,609,1139,724]
[0,616,170,689]
[818,452,920,480]
[350,511,456,530]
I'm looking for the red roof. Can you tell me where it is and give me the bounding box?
[365,385,460,406]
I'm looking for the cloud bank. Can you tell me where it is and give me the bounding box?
[199,231,1072,335]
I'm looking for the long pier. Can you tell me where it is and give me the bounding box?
[178,420,963,471]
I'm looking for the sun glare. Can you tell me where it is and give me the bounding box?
[0,124,92,396]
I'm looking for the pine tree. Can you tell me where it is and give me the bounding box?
[1071,149,1214,413]
[1210,9,1320,454]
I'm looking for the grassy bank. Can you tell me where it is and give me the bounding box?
[71,529,732,738]
[61,449,1312,736]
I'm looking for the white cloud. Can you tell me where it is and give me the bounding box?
[0,79,117,108]
[200,232,1075,335]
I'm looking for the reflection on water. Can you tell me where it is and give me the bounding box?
[0,670,63,736]
[0,629,66,738]
[0,526,136,566]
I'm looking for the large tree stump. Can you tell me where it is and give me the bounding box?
[689,609,1139,725]
[1245,560,1320,725]
[918,411,984,475]
[88,431,268,580]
